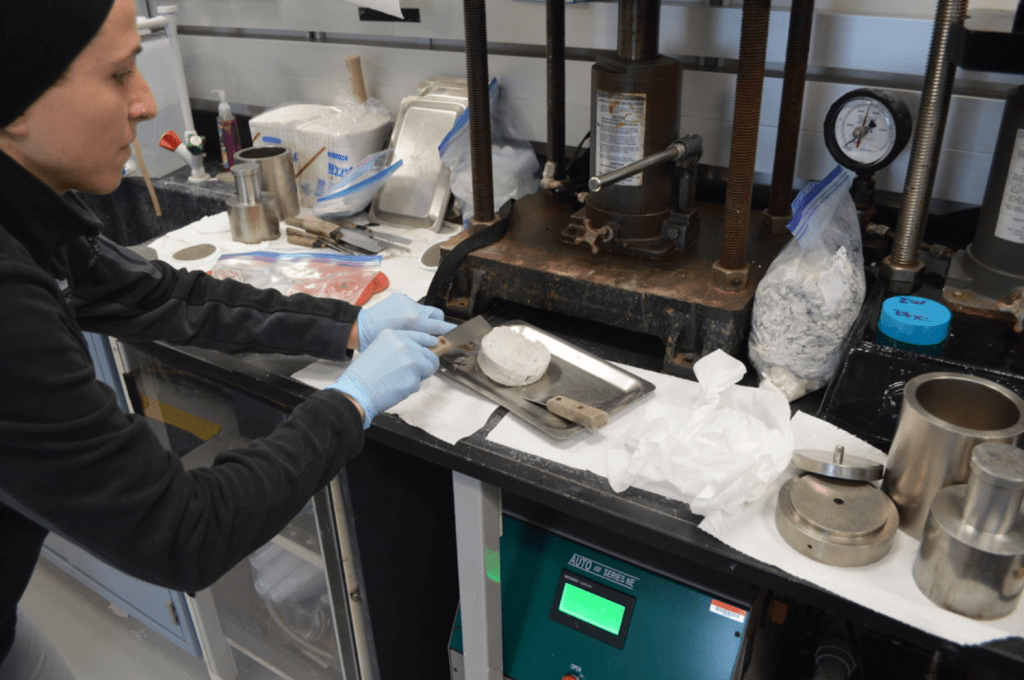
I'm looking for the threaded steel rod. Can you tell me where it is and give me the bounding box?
[719,0,772,271]
[464,0,495,222]
[767,0,814,218]
[890,0,967,265]
[547,0,566,177]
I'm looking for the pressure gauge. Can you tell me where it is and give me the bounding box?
[824,89,912,173]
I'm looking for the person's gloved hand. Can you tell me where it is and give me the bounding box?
[328,329,440,428]
[356,293,456,351]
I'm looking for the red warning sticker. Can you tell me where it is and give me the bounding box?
[710,599,747,623]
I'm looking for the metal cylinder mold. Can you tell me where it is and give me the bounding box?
[913,442,1024,620]
[226,162,280,244]
[882,372,1024,539]
[233,146,300,220]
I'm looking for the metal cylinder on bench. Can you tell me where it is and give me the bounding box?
[881,372,1024,539]
[913,442,1024,620]
[226,162,280,244]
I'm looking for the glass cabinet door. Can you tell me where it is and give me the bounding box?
[213,499,348,680]
[115,342,363,680]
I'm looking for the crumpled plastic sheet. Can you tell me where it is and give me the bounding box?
[605,350,794,532]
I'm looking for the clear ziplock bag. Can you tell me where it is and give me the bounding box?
[210,251,387,304]
[312,148,402,218]
[438,78,539,226]
[748,165,866,401]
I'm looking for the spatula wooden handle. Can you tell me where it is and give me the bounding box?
[545,396,608,429]
[286,228,319,248]
[285,216,336,240]
[431,336,453,357]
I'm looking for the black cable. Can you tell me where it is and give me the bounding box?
[422,202,514,309]
[565,130,591,176]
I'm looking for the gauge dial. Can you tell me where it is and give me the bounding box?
[824,89,912,173]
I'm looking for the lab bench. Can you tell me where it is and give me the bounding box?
[79,162,1024,679]
[112,327,1024,680]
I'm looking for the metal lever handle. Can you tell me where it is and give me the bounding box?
[588,137,701,193]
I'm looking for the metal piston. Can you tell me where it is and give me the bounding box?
[913,442,1024,620]
[226,162,280,244]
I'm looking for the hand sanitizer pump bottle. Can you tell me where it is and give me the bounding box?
[213,90,240,169]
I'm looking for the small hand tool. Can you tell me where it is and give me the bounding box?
[286,216,406,253]
[285,221,377,254]
[335,219,412,250]
[522,395,609,430]
[348,221,413,246]
[356,229,411,249]
[286,227,357,254]
[432,316,492,357]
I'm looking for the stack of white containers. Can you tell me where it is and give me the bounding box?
[248,99,393,207]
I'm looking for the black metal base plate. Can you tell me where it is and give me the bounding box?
[435,191,788,377]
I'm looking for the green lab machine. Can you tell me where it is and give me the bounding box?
[449,516,752,680]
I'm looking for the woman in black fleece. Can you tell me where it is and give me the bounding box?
[0,1,455,677]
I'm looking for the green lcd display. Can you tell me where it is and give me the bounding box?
[559,583,626,634]
[549,570,635,649]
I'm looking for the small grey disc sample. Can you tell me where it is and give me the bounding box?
[791,447,884,481]
[172,243,217,261]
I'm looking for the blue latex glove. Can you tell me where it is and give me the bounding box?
[356,293,456,351]
[327,329,440,428]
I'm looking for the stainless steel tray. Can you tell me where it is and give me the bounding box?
[439,321,656,439]
[370,81,468,232]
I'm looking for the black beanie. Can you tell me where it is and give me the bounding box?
[1,0,117,128]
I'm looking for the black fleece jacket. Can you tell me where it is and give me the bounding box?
[0,150,366,662]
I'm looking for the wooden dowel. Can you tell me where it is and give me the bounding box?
[346,55,368,102]
[294,147,326,179]
[132,139,162,217]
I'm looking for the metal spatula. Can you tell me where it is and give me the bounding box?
[431,316,492,356]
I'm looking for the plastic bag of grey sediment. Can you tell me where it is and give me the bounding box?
[748,166,866,401]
